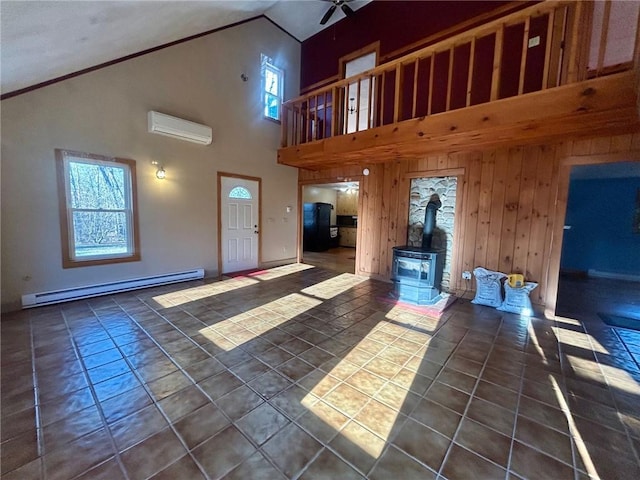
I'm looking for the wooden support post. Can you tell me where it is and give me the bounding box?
[394,64,403,123]
[596,0,612,75]
[566,0,585,83]
[446,47,454,111]
[322,91,327,140]
[281,105,288,147]
[428,54,435,115]
[355,79,361,132]
[381,71,387,125]
[542,9,555,90]
[518,16,531,95]
[491,25,504,100]
[412,58,419,118]
[466,37,476,106]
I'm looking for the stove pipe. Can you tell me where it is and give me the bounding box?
[421,195,442,250]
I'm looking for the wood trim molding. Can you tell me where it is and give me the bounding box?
[338,41,381,79]
[403,167,466,179]
[55,149,141,269]
[217,171,263,276]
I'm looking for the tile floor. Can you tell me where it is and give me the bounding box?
[2,264,640,479]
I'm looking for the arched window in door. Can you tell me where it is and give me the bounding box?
[229,186,252,199]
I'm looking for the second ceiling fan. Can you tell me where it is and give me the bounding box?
[320,0,356,25]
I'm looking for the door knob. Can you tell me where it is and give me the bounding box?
[254,230,259,234]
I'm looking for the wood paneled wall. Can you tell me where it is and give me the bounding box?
[299,133,640,308]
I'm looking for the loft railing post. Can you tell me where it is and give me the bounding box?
[491,24,504,100]
[393,63,403,123]
[281,104,288,147]
[566,0,586,83]
[331,86,338,138]
[518,16,531,95]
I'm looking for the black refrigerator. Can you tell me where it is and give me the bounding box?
[303,202,332,251]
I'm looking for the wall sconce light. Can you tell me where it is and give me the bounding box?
[151,161,166,179]
[362,168,370,176]
[348,97,357,115]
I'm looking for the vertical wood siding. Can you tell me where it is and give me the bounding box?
[299,133,640,307]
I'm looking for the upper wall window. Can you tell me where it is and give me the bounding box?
[262,54,284,122]
[56,149,140,268]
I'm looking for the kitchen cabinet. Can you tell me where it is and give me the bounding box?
[336,191,358,215]
[339,226,357,247]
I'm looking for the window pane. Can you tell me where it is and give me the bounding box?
[229,186,252,199]
[265,93,280,119]
[69,161,126,209]
[265,68,279,95]
[72,211,129,257]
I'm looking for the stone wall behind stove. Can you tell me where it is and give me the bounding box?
[408,176,457,291]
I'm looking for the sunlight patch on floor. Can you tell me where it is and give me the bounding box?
[198,292,322,351]
[301,317,424,458]
[301,273,368,300]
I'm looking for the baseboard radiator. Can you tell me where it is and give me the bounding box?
[21,268,205,308]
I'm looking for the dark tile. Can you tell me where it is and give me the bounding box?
[120,427,187,480]
[263,422,323,478]
[425,381,470,414]
[223,452,286,480]
[248,370,293,399]
[198,370,243,400]
[42,404,102,454]
[475,379,519,411]
[192,426,256,479]
[455,418,512,467]
[150,455,206,480]
[410,398,462,438]
[170,346,210,367]
[0,429,39,475]
[269,385,315,420]
[75,458,126,480]
[94,372,141,403]
[301,448,365,480]
[256,347,294,368]
[437,368,477,393]
[109,404,168,451]
[101,386,153,424]
[393,418,450,472]
[217,385,264,420]
[441,444,507,480]
[43,428,115,480]
[184,357,226,382]
[1,406,37,442]
[277,357,316,382]
[174,403,230,449]
[147,370,193,400]
[229,357,271,382]
[518,396,569,433]
[515,415,572,464]
[369,445,436,480]
[466,397,516,436]
[236,403,290,445]
[158,385,209,422]
[40,387,96,426]
[510,441,574,480]
[82,348,123,369]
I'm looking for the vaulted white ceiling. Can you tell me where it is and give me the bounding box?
[0,0,370,95]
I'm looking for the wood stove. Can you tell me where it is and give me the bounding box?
[392,195,444,305]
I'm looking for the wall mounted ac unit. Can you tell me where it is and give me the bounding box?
[148,111,212,145]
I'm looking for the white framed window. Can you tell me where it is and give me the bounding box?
[262,54,284,122]
[56,149,140,268]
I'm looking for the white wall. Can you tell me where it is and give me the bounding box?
[303,186,337,225]
[0,18,301,311]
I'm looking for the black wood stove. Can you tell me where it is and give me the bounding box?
[392,196,443,305]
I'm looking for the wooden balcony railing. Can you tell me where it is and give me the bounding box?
[281,0,639,149]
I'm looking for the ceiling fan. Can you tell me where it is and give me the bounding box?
[320,0,356,25]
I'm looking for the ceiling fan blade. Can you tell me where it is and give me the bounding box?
[320,5,337,25]
[341,3,355,18]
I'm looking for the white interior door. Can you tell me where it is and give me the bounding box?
[221,176,259,273]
